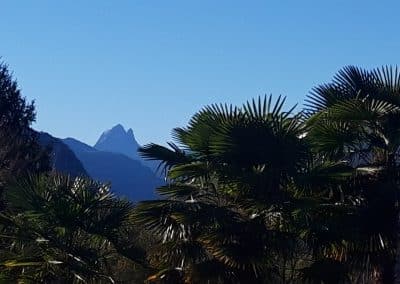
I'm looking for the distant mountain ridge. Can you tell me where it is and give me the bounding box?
[36,126,161,201]
[63,137,161,201]
[37,132,88,177]
[94,124,159,172]
[95,124,141,160]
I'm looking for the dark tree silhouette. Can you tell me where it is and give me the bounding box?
[0,62,49,208]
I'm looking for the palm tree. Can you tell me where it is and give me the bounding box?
[0,173,148,283]
[135,71,400,283]
[2,65,397,283]
[135,95,355,283]
[304,66,400,282]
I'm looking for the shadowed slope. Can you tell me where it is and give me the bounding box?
[64,137,161,201]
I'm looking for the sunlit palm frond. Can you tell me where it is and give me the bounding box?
[305,66,378,114]
[139,142,191,175]
[0,174,145,282]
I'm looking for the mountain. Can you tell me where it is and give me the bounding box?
[63,137,161,201]
[94,124,159,172]
[94,124,141,160]
[37,132,88,177]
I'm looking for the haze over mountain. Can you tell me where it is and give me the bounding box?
[37,132,88,177]
[94,124,159,172]
[63,136,161,201]
[36,125,162,201]
[95,124,141,160]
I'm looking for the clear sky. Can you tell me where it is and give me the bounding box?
[1,1,399,145]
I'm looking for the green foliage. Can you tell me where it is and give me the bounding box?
[0,62,50,208]
[0,174,147,283]
[135,67,400,283]
[4,63,400,283]
[135,96,310,282]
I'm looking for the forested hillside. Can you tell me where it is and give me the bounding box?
[38,132,88,177]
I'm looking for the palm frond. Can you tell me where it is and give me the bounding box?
[139,142,190,174]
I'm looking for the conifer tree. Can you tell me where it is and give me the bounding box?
[0,62,49,208]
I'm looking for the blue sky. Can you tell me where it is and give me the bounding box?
[1,1,399,145]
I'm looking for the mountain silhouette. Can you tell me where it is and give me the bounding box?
[37,132,88,177]
[95,124,141,160]
[94,124,159,172]
[63,137,160,201]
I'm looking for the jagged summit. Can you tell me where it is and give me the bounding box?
[96,124,132,142]
[94,124,141,160]
[127,128,134,138]
[94,124,160,174]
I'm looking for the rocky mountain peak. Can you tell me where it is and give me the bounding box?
[94,124,141,160]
